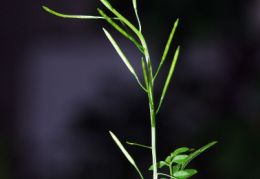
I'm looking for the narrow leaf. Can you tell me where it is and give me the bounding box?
[154,19,179,80]
[42,6,117,19]
[126,141,151,149]
[100,0,113,11]
[109,131,144,179]
[173,169,197,179]
[100,0,140,36]
[156,46,180,114]
[149,161,168,170]
[182,141,217,169]
[141,57,149,88]
[132,0,142,32]
[98,9,144,54]
[103,28,147,92]
[171,147,190,157]
[119,20,144,53]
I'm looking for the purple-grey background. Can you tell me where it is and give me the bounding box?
[1,0,260,178]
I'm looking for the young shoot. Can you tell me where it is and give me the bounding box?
[43,1,217,179]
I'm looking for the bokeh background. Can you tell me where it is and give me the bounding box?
[1,0,260,178]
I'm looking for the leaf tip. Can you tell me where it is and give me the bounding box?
[42,6,50,12]
[102,27,108,34]
[100,0,112,10]
[97,8,102,13]
[174,18,179,28]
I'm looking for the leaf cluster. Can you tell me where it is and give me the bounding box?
[149,141,217,179]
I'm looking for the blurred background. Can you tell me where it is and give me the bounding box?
[1,0,260,178]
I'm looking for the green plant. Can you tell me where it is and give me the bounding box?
[43,1,217,179]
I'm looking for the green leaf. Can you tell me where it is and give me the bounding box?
[189,148,195,152]
[103,28,147,92]
[173,169,197,179]
[154,19,179,81]
[100,0,140,36]
[126,141,151,149]
[172,164,181,174]
[172,155,189,164]
[171,147,190,157]
[165,156,172,164]
[156,46,180,114]
[158,173,176,179]
[199,141,218,152]
[141,58,149,88]
[100,0,113,11]
[42,6,117,19]
[132,0,141,32]
[149,161,168,170]
[158,173,177,179]
[109,131,144,179]
[98,9,144,54]
[182,141,217,169]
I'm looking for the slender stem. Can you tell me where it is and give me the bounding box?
[151,125,157,179]
[169,165,173,176]
[148,81,157,179]
[139,34,157,179]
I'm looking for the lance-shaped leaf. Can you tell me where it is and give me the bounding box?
[141,57,149,88]
[100,0,150,65]
[154,19,179,81]
[98,9,144,53]
[126,141,151,149]
[103,28,147,92]
[182,141,217,169]
[156,46,180,114]
[109,131,144,179]
[100,0,140,36]
[42,6,117,19]
[132,0,142,32]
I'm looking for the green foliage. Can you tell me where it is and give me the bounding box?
[110,131,144,179]
[43,1,217,179]
[149,141,217,179]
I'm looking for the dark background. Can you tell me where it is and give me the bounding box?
[1,0,260,178]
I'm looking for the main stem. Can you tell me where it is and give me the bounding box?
[148,57,157,179]
[149,85,157,179]
[151,111,157,179]
[148,75,157,179]
[139,34,157,179]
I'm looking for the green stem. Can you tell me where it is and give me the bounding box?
[126,142,151,149]
[140,36,157,179]
[151,125,157,179]
[148,80,157,179]
[169,165,173,176]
